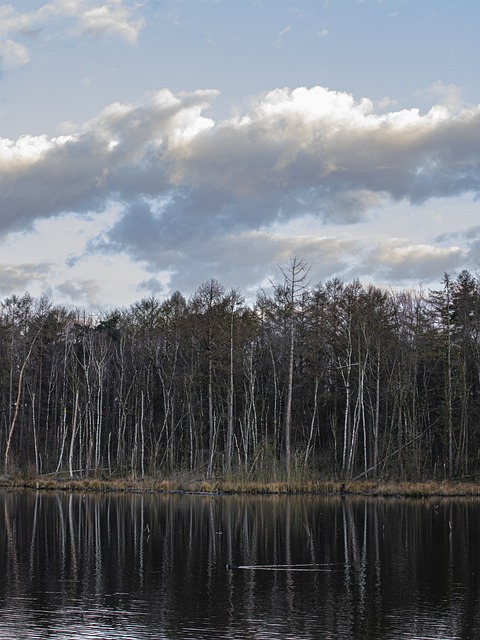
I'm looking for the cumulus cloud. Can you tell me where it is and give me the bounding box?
[0,0,143,69]
[1,84,479,299]
[163,87,480,213]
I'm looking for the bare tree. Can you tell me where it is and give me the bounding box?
[277,257,311,477]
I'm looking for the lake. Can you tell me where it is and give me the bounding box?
[0,489,478,639]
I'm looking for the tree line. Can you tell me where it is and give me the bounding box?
[2,258,480,481]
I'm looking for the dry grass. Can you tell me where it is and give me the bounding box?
[2,474,480,498]
[344,479,480,498]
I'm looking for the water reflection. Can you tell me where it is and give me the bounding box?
[0,490,479,639]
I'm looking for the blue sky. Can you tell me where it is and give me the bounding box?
[0,0,479,310]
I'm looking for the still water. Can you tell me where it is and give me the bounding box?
[0,489,479,639]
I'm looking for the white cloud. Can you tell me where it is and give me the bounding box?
[377,96,398,110]
[0,206,158,308]
[1,84,479,235]
[0,262,53,294]
[1,84,479,305]
[69,0,145,43]
[0,38,30,68]
[1,85,479,228]
[416,81,465,114]
[0,0,144,69]
[278,25,292,37]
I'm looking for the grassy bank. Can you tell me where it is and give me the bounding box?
[2,474,480,498]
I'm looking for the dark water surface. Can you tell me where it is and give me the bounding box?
[0,490,479,639]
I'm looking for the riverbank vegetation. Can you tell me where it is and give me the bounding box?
[4,476,480,499]
[2,259,480,488]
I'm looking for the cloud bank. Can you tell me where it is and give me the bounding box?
[1,85,479,303]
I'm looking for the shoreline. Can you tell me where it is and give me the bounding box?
[2,476,480,498]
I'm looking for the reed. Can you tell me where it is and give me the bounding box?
[3,472,480,498]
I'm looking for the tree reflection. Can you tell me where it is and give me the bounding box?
[0,491,479,639]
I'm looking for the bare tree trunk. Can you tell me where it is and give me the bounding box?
[226,310,235,473]
[278,256,310,478]
[373,347,381,476]
[340,332,353,477]
[304,376,319,468]
[140,390,145,479]
[4,324,43,475]
[285,317,294,476]
[207,342,214,478]
[68,389,79,478]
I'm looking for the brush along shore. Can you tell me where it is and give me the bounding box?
[2,475,480,498]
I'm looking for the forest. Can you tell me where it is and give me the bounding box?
[1,257,480,483]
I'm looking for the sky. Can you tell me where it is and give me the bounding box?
[0,0,479,311]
